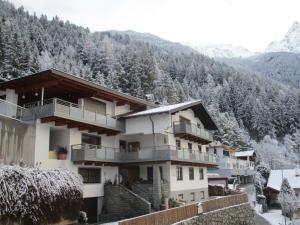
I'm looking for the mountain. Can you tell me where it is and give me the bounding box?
[0,0,300,166]
[191,43,253,58]
[221,52,300,89]
[266,22,300,53]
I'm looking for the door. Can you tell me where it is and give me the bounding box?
[82,197,98,223]
[180,116,191,132]
[147,167,153,181]
[119,140,127,152]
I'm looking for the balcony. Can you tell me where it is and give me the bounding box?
[71,144,217,166]
[24,98,125,133]
[0,99,34,122]
[173,122,213,144]
[217,156,254,176]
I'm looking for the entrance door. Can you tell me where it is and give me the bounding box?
[82,197,98,223]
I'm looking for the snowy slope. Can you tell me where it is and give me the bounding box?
[266,21,300,53]
[191,43,253,58]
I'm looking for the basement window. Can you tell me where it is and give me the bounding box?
[78,168,101,184]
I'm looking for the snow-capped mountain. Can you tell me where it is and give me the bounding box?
[266,21,300,53]
[191,43,253,58]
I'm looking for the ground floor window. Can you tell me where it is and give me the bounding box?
[200,191,205,199]
[79,168,101,183]
[189,167,194,180]
[199,168,204,180]
[177,167,183,180]
[190,192,195,201]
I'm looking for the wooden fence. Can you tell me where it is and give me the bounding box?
[118,193,248,225]
[201,193,248,212]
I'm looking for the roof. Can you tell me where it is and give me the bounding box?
[234,150,255,157]
[124,100,218,130]
[0,68,156,108]
[267,169,300,191]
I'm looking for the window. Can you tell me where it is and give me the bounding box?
[199,168,204,180]
[147,167,153,181]
[190,192,195,201]
[178,194,184,201]
[188,143,192,153]
[200,191,205,200]
[176,140,181,150]
[78,168,101,184]
[198,145,202,152]
[213,148,217,155]
[82,134,101,146]
[197,123,201,128]
[177,167,183,180]
[189,167,194,180]
[159,166,163,180]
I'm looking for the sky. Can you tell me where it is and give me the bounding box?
[9,0,300,52]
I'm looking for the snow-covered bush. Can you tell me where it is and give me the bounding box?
[279,178,299,220]
[254,162,270,195]
[0,166,83,225]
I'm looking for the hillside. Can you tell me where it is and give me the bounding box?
[0,0,300,167]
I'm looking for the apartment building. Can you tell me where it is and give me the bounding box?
[207,144,255,184]
[0,69,218,223]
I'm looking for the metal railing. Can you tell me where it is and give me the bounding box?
[71,144,217,164]
[173,121,213,141]
[23,98,125,131]
[0,99,34,122]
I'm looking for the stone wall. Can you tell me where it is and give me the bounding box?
[179,203,255,225]
[101,184,151,223]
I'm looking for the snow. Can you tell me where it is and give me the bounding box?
[235,150,255,157]
[191,43,254,58]
[257,209,300,225]
[0,165,83,224]
[124,100,200,117]
[267,169,300,191]
[266,21,300,53]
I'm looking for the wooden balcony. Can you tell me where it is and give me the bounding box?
[173,122,213,144]
[24,98,124,135]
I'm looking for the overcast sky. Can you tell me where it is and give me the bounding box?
[9,0,300,52]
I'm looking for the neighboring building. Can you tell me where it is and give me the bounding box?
[0,69,218,223]
[207,144,255,184]
[265,168,300,210]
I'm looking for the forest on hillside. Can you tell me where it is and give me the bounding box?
[0,0,300,168]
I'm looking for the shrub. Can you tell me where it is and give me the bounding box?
[0,166,83,225]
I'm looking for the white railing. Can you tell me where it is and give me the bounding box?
[0,99,34,122]
[23,98,124,131]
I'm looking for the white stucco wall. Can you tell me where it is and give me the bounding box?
[125,114,171,135]
[170,165,208,192]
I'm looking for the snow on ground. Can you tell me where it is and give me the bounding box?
[255,208,300,225]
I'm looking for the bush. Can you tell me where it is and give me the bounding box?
[0,166,83,225]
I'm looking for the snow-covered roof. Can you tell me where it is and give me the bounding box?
[267,169,300,191]
[124,100,200,117]
[124,100,218,130]
[234,150,255,157]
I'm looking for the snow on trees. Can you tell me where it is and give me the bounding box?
[279,178,300,219]
[0,165,83,225]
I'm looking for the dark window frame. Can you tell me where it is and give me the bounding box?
[78,168,101,184]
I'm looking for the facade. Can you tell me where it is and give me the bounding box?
[207,144,255,184]
[0,69,218,223]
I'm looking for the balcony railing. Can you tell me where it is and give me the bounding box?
[23,98,125,132]
[0,99,34,122]
[216,156,254,176]
[173,122,213,142]
[71,144,217,165]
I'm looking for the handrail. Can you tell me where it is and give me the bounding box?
[0,99,34,122]
[173,121,213,141]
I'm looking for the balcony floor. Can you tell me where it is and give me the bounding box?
[174,133,211,144]
[41,116,120,136]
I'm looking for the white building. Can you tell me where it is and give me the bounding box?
[207,144,255,184]
[0,69,218,223]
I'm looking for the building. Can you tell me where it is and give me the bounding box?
[207,144,255,184]
[0,69,218,223]
[265,169,300,210]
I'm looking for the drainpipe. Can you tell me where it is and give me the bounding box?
[41,87,44,106]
